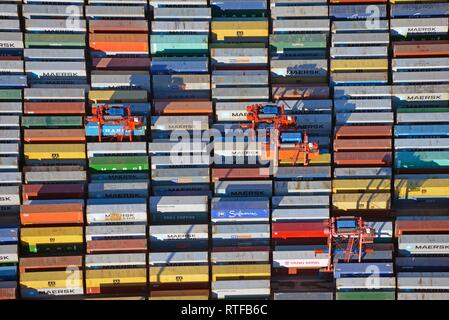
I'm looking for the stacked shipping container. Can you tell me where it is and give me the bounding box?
[391,0,449,300]
[84,0,149,298]
[149,0,212,300]
[0,0,23,300]
[269,0,333,300]
[210,0,271,299]
[329,0,395,300]
[20,0,87,299]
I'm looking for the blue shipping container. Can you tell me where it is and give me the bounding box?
[0,228,18,244]
[151,58,209,74]
[85,123,146,137]
[0,266,17,281]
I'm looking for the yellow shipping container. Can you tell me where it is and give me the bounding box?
[333,179,391,193]
[333,193,391,210]
[279,153,331,165]
[395,179,449,198]
[149,266,209,284]
[21,227,83,245]
[24,144,85,160]
[331,59,388,72]
[212,264,271,281]
[88,90,148,103]
[20,271,83,289]
[86,268,147,288]
[212,21,268,41]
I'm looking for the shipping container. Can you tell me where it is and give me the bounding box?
[212,264,270,281]
[212,280,270,299]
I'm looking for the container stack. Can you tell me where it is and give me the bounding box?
[148,0,211,300]
[0,0,23,300]
[20,87,87,299]
[209,0,271,300]
[391,0,449,300]
[84,0,149,299]
[20,0,87,299]
[396,216,449,300]
[268,0,333,301]
[329,0,396,300]
[330,0,392,215]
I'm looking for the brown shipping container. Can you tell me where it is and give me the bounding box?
[335,126,392,138]
[86,239,147,253]
[212,168,271,182]
[272,85,329,100]
[334,139,392,151]
[22,183,85,200]
[154,101,213,115]
[393,41,449,57]
[92,57,151,70]
[395,220,449,237]
[0,288,16,300]
[24,129,86,142]
[24,102,85,115]
[23,165,84,172]
[334,152,392,166]
[89,20,148,33]
[19,256,83,272]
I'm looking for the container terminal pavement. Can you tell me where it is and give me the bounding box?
[0,0,449,301]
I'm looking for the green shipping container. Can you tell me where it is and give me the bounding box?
[22,116,83,128]
[25,33,86,48]
[89,156,149,172]
[397,108,449,113]
[396,151,449,169]
[151,34,208,55]
[336,291,395,300]
[270,34,327,53]
[0,89,21,101]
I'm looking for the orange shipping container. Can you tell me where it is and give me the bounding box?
[20,203,84,225]
[89,34,149,54]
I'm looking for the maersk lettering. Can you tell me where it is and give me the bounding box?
[0,43,15,48]
[229,191,266,196]
[407,95,442,101]
[41,72,79,77]
[415,245,449,250]
[407,27,437,33]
